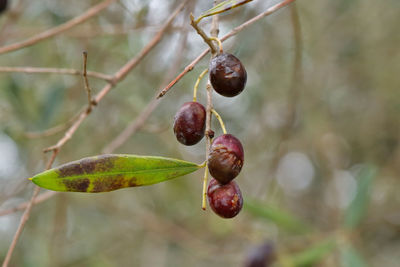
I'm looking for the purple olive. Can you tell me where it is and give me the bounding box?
[173,102,206,146]
[207,178,243,219]
[209,53,247,97]
[244,242,276,267]
[208,134,244,184]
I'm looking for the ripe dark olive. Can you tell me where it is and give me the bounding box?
[208,134,244,184]
[209,53,247,97]
[207,178,243,219]
[244,242,276,267]
[0,0,8,14]
[173,101,206,146]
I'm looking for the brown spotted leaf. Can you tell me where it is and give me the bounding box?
[196,0,253,23]
[30,154,202,193]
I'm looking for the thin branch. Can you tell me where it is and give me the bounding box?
[157,0,296,99]
[201,0,220,210]
[24,108,85,139]
[2,2,188,266]
[2,150,59,267]
[102,13,190,154]
[0,66,113,82]
[82,51,95,110]
[0,0,117,55]
[190,13,218,54]
[0,191,57,217]
[43,1,188,154]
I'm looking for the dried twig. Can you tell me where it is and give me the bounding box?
[190,13,218,54]
[102,10,190,154]
[82,51,95,110]
[43,1,188,154]
[0,0,117,55]
[0,66,113,82]
[24,108,85,139]
[2,150,59,267]
[0,191,57,217]
[157,0,296,99]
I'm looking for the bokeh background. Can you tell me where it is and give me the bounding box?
[0,0,399,266]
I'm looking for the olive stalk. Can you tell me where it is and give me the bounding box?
[211,108,227,134]
[193,68,209,102]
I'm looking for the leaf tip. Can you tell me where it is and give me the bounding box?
[28,177,33,181]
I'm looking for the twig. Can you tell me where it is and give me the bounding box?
[0,191,57,217]
[102,10,190,154]
[190,13,218,54]
[0,0,117,55]
[24,108,85,139]
[43,1,188,154]
[0,66,113,82]
[82,51,95,110]
[2,150,59,267]
[201,2,220,210]
[2,2,188,266]
[157,0,296,99]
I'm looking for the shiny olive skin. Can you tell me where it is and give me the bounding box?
[173,102,206,146]
[208,134,244,184]
[207,178,243,218]
[0,0,7,14]
[209,53,247,97]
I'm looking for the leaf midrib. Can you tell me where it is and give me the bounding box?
[37,165,199,181]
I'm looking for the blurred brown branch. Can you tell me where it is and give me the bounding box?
[0,0,117,55]
[0,66,113,82]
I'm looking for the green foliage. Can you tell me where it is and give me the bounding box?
[244,199,311,234]
[340,244,368,267]
[196,0,254,22]
[289,239,336,267]
[344,165,377,228]
[31,154,203,193]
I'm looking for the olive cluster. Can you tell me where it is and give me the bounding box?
[173,51,247,218]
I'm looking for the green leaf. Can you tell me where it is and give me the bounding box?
[244,199,311,234]
[340,244,368,267]
[31,154,203,193]
[290,239,336,267]
[344,165,378,228]
[196,0,254,23]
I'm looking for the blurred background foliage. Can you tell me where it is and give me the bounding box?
[0,0,399,266]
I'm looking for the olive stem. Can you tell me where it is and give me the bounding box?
[201,164,209,210]
[193,68,209,102]
[209,37,223,54]
[211,108,227,134]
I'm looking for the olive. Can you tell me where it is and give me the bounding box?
[207,178,243,218]
[209,53,247,97]
[173,101,206,146]
[208,134,244,184]
[244,242,276,267]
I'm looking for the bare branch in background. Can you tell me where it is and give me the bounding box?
[82,51,95,111]
[0,66,113,82]
[0,0,118,55]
